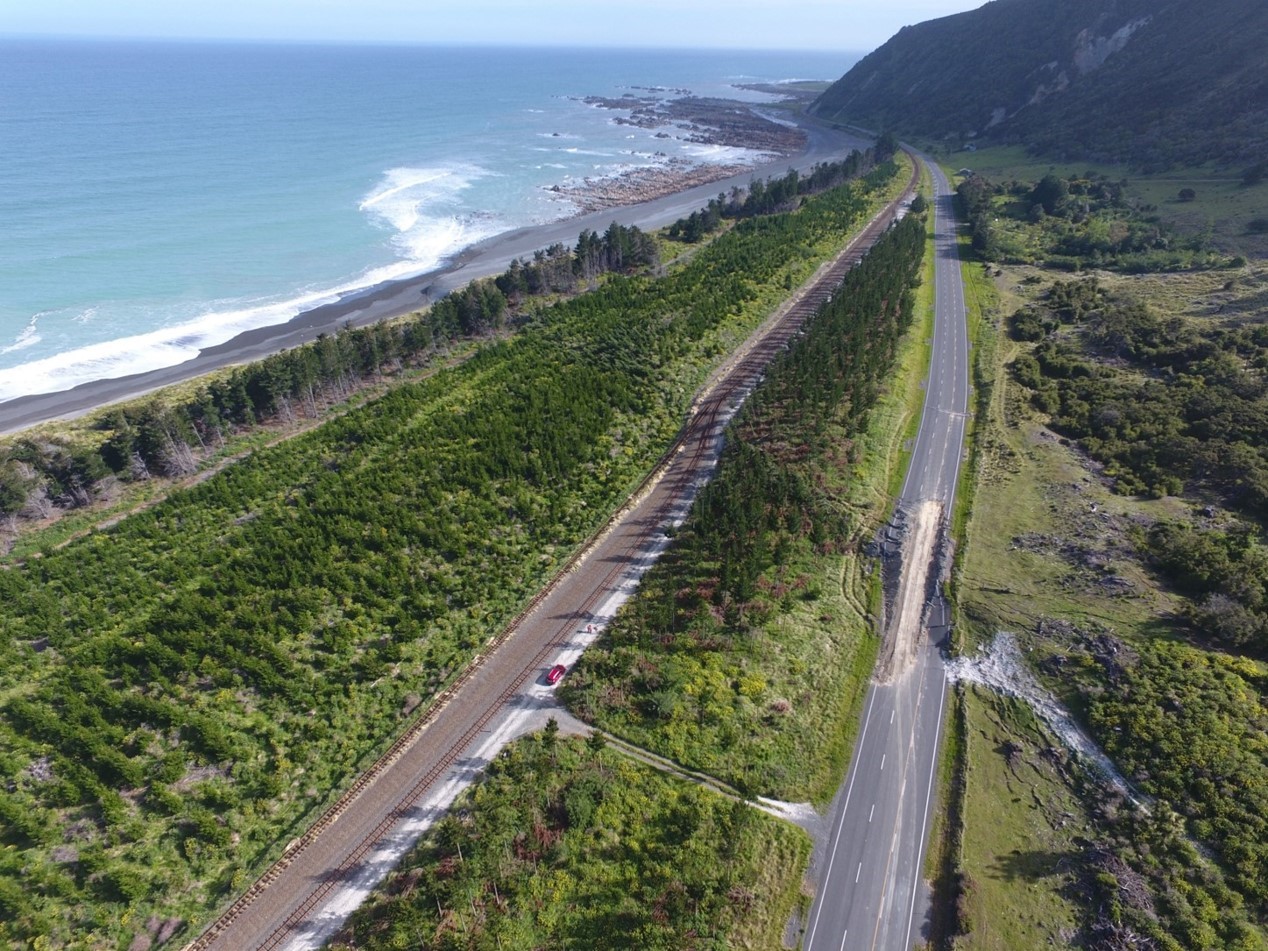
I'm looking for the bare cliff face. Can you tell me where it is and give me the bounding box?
[1015,16,1150,121]
[810,0,1268,169]
[1071,15,1150,75]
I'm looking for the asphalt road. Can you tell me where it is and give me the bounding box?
[803,156,968,951]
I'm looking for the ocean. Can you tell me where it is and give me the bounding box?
[0,40,855,403]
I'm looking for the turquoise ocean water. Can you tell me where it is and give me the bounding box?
[0,40,854,402]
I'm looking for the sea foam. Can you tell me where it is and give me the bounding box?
[0,44,851,408]
[0,165,510,404]
[359,164,506,273]
[0,228,498,404]
[0,315,42,357]
[360,165,480,231]
[0,290,339,403]
[679,142,774,165]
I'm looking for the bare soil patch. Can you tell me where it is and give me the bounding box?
[878,498,942,681]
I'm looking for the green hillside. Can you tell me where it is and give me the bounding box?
[811,0,1268,170]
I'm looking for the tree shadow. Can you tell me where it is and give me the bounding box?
[989,847,1079,884]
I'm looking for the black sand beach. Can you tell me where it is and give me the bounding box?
[0,116,867,435]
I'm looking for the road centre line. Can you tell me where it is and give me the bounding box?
[803,687,880,949]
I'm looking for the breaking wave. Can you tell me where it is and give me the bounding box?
[0,165,511,404]
[358,163,505,270]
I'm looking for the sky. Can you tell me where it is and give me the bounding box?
[1,0,986,51]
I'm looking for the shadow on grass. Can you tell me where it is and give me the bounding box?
[989,847,1079,884]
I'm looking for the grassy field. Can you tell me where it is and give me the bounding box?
[952,254,1185,648]
[945,267,1155,946]
[956,688,1092,950]
[937,144,1268,258]
[948,235,1268,946]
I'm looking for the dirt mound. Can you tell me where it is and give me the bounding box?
[877,499,943,682]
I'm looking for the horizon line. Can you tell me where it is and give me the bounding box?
[0,32,866,55]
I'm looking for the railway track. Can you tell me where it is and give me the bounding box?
[251,397,729,950]
[186,165,917,951]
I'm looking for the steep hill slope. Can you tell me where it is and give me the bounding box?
[811,0,1268,169]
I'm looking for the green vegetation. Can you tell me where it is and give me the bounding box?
[331,732,809,950]
[0,223,658,541]
[563,213,926,803]
[954,678,1266,951]
[1143,521,1268,649]
[666,150,880,243]
[812,0,1268,171]
[1008,275,1268,518]
[947,144,1268,260]
[1005,269,1268,657]
[870,169,939,513]
[950,161,1268,946]
[0,163,903,948]
[954,316,1268,947]
[956,171,1234,272]
[1081,641,1268,935]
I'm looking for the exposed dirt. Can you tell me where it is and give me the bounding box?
[877,499,943,682]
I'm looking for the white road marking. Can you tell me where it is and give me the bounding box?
[803,688,880,950]
[903,667,950,951]
[812,161,970,951]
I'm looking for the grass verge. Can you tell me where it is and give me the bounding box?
[862,167,937,513]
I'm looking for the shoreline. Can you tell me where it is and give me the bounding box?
[0,114,868,436]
